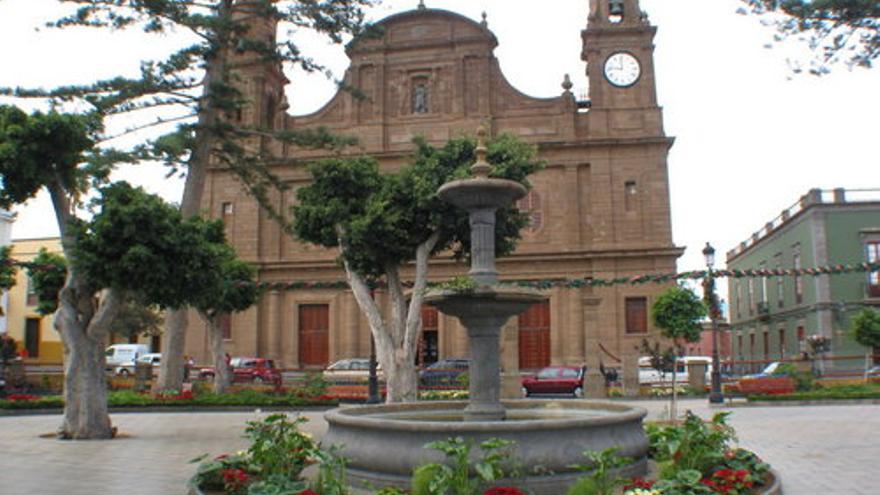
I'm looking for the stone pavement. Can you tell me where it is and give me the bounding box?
[0,400,876,494]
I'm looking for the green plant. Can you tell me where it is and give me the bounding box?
[301,372,329,398]
[245,414,317,482]
[189,452,251,494]
[647,412,736,478]
[771,363,815,391]
[567,448,631,495]
[652,469,714,495]
[311,445,350,495]
[717,449,770,485]
[411,437,515,495]
[437,276,479,293]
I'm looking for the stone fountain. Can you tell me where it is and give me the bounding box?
[323,127,648,494]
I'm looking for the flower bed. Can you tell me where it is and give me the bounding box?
[747,382,880,402]
[191,411,777,495]
[0,389,338,410]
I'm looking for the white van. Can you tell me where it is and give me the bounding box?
[638,356,712,386]
[105,344,150,368]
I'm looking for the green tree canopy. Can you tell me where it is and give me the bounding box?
[26,248,68,316]
[652,285,707,345]
[851,307,880,349]
[0,106,98,208]
[293,134,543,279]
[740,0,880,73]
[0,246,15,291]
[110,300,164,340]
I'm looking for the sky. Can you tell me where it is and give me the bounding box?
[1,0,878,284]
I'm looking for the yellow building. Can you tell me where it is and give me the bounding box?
[6,237,64,365]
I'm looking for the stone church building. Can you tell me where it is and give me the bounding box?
[185,0,682,383]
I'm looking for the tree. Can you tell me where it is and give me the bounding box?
[1,105,259,437]
[651,285,706,422]
[293,134,542,402]
[740,0,880,74]
[3,0,375,394]
[109,300,164,343]
[26,249,68,316]
[851,308,880,376]
[192,249,260,393]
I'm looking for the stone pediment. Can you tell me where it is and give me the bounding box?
[287,8,570,150]
[347,8,497,54]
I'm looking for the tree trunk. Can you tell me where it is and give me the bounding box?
[386,354,419,403]
[339,231,439,403]
[157,3,229,392]
[203,313,232,394]
[157,309,188,392]
[48,181,123,439]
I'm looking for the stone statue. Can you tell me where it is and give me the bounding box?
[413,84,428,114]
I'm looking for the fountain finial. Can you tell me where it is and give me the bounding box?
[471,125,492,178]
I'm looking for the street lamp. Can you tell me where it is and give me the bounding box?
[703,242,724,404]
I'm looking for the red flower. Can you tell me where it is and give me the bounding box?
[298,490,321,495]
[6,394,39,401]
[483,487,526,495]
[624,477,655,490]
[220,469,250,491]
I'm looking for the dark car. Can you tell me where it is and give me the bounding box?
[419,358,469,388]
[521,365,586,397]
[199,357,282,385]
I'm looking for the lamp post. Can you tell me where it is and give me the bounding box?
[703,242,724,404]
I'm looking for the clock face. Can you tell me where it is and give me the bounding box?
[604,52,641,88]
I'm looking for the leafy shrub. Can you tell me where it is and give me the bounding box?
[646,412,736,478]
[411,437,515,495]
[771,363,814,391]
[567,448,630,495]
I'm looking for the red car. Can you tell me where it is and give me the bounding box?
[199,357,282,385]
[521,366,586,398]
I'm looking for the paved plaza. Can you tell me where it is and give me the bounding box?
[0,400,876,494]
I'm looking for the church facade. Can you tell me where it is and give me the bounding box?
[186,0,682,381]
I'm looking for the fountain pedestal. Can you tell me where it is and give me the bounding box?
[426,290,540,421]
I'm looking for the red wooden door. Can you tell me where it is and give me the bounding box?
[519,301,550,370]
[299,304,329,368]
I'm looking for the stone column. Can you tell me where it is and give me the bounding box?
[267,291,282,364]
[622,347,640,398]
[463,314,508,421]
[500,316,521,399]
[583,297,605,398]
[470,207,498,284]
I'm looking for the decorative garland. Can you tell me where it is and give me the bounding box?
[4,258,879,291]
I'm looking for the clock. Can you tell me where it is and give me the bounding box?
[604,52,641,88]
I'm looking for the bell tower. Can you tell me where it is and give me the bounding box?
[582,0,660,118]
[227,0,288,132]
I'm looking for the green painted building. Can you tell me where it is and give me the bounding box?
[726,188,880,373]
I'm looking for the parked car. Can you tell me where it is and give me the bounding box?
[104,344,150,368]
[114,353,161,376]
[419,358,469,387]
[323,358,383,382]
[199,357,282,385]
[521,365,586,397]
[867,365,880,383]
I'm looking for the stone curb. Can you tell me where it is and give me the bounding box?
[0,404,336,417]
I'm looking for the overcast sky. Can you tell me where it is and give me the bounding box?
[1,0,878,281]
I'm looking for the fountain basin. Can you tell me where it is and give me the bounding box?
[323,400,649,494]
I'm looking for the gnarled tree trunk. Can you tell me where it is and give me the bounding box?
[202,312,232,394]
[49,183,123,439]
[342,232,439,403]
